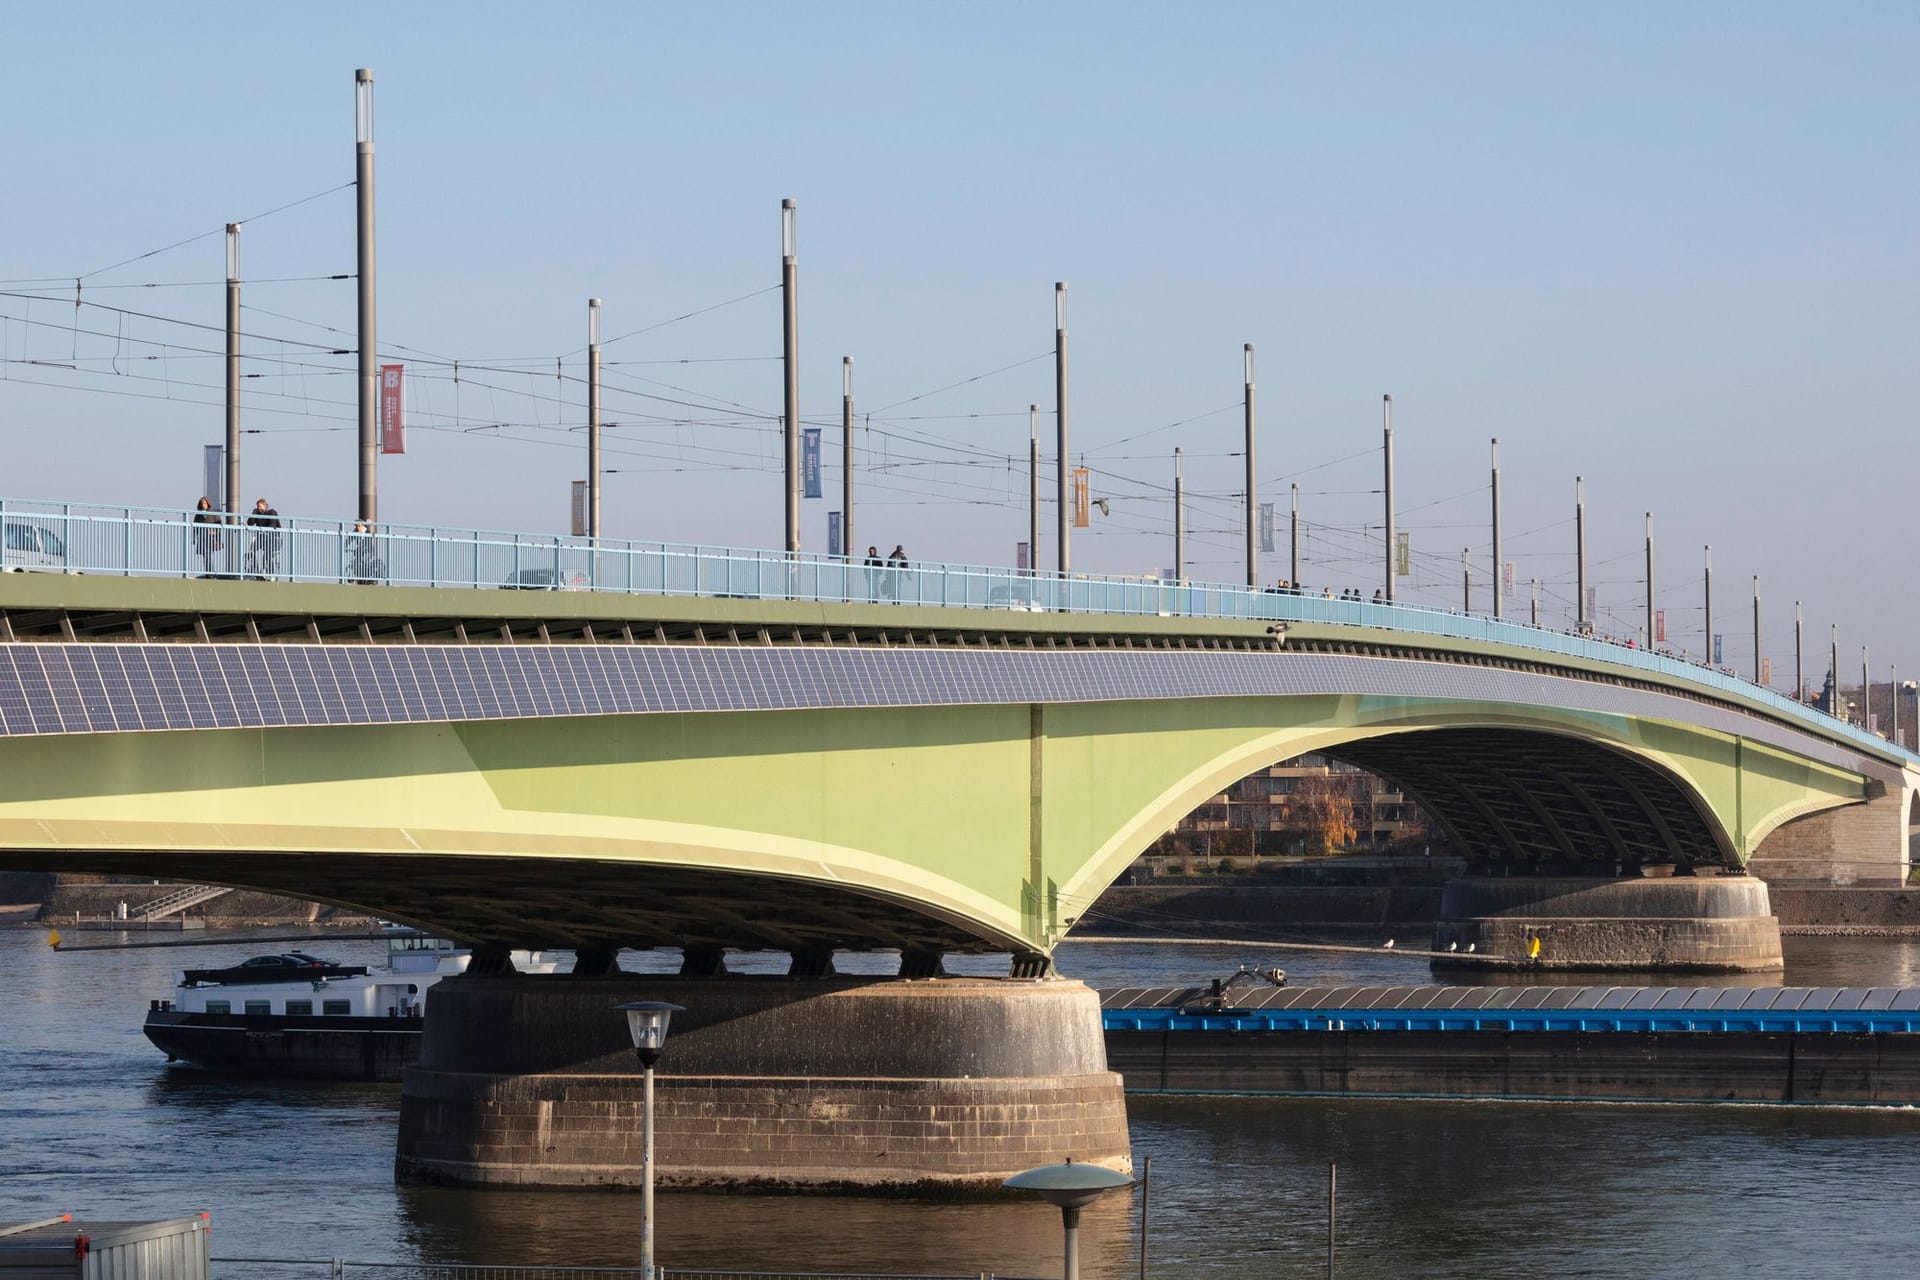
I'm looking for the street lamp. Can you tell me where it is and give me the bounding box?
[1004,1160,1133,1280]
[617,1000,684,1280]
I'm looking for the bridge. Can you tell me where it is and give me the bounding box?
[1,497,1910,968]
[10,496,1917,1192]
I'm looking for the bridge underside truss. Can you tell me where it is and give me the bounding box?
[1332,727,1734,872]
[5,847,987,956]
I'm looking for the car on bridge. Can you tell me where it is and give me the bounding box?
[500,568,586,590]
[988,584,1045,611]
[1,520,70,572]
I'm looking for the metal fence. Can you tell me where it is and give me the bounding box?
[211,1262,1041,1280]
[3,495,1909,766]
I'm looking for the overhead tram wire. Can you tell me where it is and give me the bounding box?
[576,284,783,355]
[1,274,354,292]
[0,291,354,355]
[14,228,1568,574]
[866,351,1054,416]
[1,305,355,365]
[55,181,356,285]
[1083,401,1245,455]
[0,368,359,423]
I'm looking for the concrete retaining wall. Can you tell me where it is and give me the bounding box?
[35,883,360,924]
[1771,888,1920,929]
[1086,883,1443,932]
[1752,789,1909,887]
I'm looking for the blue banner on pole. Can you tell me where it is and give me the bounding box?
[1713,633,1724,666]
[802,428,823,499]
[1259,503,1276,554]
[828,511,843,557]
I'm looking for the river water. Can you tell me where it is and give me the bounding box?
[4,925,1919,1279]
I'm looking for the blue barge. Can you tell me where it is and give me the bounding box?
[1100,984,1920,1104]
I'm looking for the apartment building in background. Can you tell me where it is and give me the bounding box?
[1148,753,1430,859]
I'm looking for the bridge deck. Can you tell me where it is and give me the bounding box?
[1,497,1909,768]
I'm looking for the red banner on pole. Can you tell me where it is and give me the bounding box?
[380,364,405,454]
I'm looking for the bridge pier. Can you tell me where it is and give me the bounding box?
[1431,876,1784,972]
[394,973,1129,1195]
[1749,779,1914,887]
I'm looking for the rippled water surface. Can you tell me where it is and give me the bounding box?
[4,926,1919,1278]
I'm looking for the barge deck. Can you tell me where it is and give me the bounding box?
[1101,984,1920,1105]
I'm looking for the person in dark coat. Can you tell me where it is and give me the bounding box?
[245,497,281,577]
[863,545,883,601]
[191,497,224,576]
[887,544,908,603]
[348,521,383,585]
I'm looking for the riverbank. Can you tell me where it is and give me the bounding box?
[17,881,372,927]
[1086,881,1920,936]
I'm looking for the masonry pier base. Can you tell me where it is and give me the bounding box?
[395,974,1130,1195]
[1430,876,1784,972]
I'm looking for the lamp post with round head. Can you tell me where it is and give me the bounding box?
[616,1000,684,1280]
[1004,1161,1134,1280]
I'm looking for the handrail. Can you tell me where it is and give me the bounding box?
[2,495,1911,767]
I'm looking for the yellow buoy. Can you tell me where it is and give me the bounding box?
[47,928,62,950]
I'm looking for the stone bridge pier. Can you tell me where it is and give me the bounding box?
[395,971,1130,1195]
[1431,876,1784,972]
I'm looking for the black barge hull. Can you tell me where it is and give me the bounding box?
[1105,1027,1920,1104]
[144,1010,420,1081]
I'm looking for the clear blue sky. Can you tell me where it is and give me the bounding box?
[3,3,1915,684]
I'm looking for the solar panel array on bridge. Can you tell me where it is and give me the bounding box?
[0,642,1348,735]
[0,642,1882,770]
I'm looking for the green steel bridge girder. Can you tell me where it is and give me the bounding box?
[0,691,1870,955]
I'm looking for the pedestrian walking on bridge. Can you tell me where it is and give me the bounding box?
[245,498,281,578]
[191,497,224,577]
[887,544,909,604]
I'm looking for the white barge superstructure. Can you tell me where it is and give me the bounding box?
[143,933,556,1080]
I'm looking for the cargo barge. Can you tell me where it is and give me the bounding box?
[143,934,556,1081]
[1102,982,1920,1105]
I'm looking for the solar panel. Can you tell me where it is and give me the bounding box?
[0,640,1884,768]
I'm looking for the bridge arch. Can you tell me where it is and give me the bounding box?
[1052,697,1865,926]
[0,682,1876,955]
